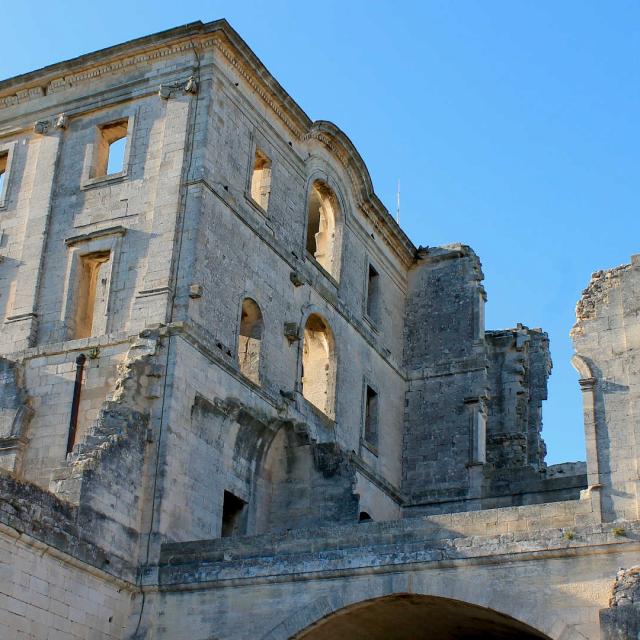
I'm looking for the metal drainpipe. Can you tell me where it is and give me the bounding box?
[66,353,86,454]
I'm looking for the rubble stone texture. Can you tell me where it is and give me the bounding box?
[0,19,638,640]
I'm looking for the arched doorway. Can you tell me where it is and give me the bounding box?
[294,594,551,640]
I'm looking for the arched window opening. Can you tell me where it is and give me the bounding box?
[306,181,339,277]
[238,298,264,385]
[302,314,336,417]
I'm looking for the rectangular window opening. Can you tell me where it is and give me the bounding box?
[95,119,128,177]
[250,149,272,211]
[364,385,379,450]
[73,251,112,340]
[366,264,380,323]
[0,152,8,196]
[221,490,247,538]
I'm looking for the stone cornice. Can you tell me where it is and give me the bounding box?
[0,19,416,264]
[0,20,311,138]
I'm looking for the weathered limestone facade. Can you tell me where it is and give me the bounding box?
[0,20,638,639]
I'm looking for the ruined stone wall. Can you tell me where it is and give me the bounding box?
[572,255,640,522]
[485,325,550,473]
[151,51,411,539]
[18,340,130,490]
[153,332,376,543]
[402,245,488,511]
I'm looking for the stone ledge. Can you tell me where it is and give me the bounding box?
[163,498,596,562]
[158,519,640,588]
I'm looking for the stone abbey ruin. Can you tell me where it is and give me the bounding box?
[0,19,638,640]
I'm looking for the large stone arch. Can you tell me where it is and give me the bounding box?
[260,577,585,640]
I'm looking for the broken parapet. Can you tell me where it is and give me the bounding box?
[572,254,640,523]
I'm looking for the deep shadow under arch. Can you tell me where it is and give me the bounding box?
[294,594,551,640]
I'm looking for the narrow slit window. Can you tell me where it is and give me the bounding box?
[250,149,272,211]
[221,490,247,538]
[366,264,380,323]
[73,251,112,339]
[95,119,128,177]
[0,152,8,197]
[364,385,379,449]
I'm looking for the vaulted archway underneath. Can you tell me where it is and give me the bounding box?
[294,594,551,640]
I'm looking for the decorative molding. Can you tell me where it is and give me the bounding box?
[0,39,204,110]
[0,24,415,265]
[33,120,49,135]
[54,113,68,129]
[65,225,126,246]
[304,125,415,265]
[0,33,306,143]
[212,37,304,140]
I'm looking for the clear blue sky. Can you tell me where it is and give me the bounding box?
[2,1,638,464]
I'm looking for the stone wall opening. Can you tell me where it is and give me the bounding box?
[295,594,551,640]
[253,424,359,533]
[250,148,272,211]
[363,384,379,450]
[366,263,380,323]
[302,314,336,418]
[72,251,112,339]
[306,181,339,278]
[238,298,264,385]
[221,490,247,537]
[95,119,128,177]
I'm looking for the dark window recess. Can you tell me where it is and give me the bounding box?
[366,264,380,322]
[0,152,7,194]
[221,491,247,537]
[359,511,372,522]
[364,385,379,449]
